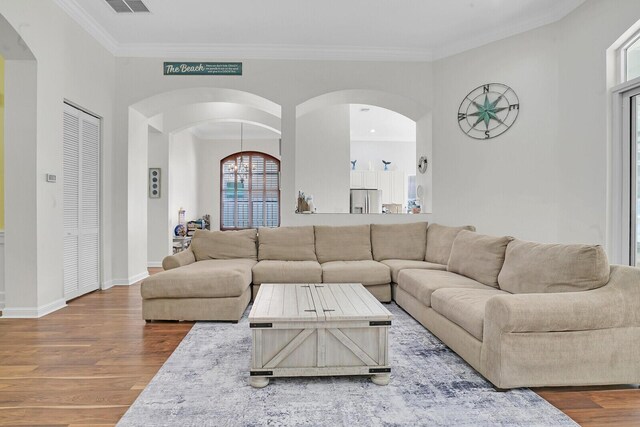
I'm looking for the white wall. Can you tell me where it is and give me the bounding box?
[115,59,436,270]
[432,0,640,246]
[351,140,416,175]
[296,105,351,213]
[126,109,149,283]
[0,1,115,316]
[7,0,637,303]
[196,137,280,230]
[147,131,170,266]
[169,130,199,232]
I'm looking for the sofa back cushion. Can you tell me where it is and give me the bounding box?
[190,229,257,261]
[447,230,512,288]
[371,222,428,261]
[425,224,476,264]
[498,239,610,294]
[258,226,317,261]
[314,225,372,264]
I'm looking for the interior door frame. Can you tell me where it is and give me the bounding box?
[63,100,104,294]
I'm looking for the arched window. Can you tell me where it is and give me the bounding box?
[220,152,280,230]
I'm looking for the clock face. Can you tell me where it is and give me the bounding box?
[458,83,519,140]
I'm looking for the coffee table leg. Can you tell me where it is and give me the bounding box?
[371,373,390,386]
[250,376,270,388]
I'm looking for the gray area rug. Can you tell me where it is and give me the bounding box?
[118,303,576,426]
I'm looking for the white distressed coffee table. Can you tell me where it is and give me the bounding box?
[248,283,392,388]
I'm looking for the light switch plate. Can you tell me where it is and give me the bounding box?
[46,174,57,183]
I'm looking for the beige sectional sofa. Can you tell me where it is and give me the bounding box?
[141,222,640,389]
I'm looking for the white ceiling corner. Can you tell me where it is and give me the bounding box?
[53,0,119,53]
[431,0,586,59]
[54,0,586,62]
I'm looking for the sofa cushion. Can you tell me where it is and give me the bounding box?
[141,259,256,299]
[252,260,322,285]
[371,222,428,261]
[425,224,476,264]
[257,226,317,261]
[497,239,610,294]
[447,231,512,288]
[321,260,390,286]
[314,225,373,264]
[431,288,508,341]
[190,229,257,261]
[396,269,490,307]
[380,259,446,283]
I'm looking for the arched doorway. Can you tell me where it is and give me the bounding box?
[0,14,38,316]
[125,88,281,275]
[295,90,431,215]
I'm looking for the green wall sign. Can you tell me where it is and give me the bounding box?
[163,62,242,76]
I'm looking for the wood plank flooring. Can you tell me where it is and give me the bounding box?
[0,269,637,426]
[0,269,192,426]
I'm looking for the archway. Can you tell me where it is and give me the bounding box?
[124,89,281,277]
[295,90,431,215]
[0,14,38,316]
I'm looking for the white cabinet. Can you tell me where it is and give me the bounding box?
[377,171,406,206]
[350,171,363,188]
[350,170,406,208]
[363,171,378,189]
[377,172,392,203]
[350,171,377,189]
[391,171,407,205]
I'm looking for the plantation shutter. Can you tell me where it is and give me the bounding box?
[220,152,280,230]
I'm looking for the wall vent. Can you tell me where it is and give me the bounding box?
[105,0,150,13]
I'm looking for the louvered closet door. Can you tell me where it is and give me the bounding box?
[63,103,101,301]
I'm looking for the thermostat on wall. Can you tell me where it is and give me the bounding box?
[46,174,57,183]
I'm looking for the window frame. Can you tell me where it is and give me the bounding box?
[621,29,640,82]
[219,151,281,231]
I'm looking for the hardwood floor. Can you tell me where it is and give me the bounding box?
[0,271,638,426]
[0,270,192,426]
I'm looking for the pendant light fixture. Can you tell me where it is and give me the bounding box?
[237,122,249,182]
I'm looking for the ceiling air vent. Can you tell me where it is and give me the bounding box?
[105,0,150,13]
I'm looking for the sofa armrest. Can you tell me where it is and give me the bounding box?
[162,249,196,270]
[486,264,640,333]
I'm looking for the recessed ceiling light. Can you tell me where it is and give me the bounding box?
[370,129,376,133]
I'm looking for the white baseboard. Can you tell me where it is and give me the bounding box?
[110,271,150,286]
[147,261,163,268]
[1,298,66,318]
[101,280,115,290]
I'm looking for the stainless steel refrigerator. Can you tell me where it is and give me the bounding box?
[350,189,382,214]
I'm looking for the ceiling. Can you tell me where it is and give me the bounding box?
[190,121,280,140]
[350,104,415,142]
[56,0,585,60]
[187,104,412,141]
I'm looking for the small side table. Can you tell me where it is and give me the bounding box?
[173,236,192,253]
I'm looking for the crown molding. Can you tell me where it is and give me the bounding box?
[55,0,585,62]
[431,0,586,60]
[115,43,434,62]
[53,0,119,54]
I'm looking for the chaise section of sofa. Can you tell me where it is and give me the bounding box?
[140,229,258,321]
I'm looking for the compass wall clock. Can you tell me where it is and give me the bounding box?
[457,83,519,140]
